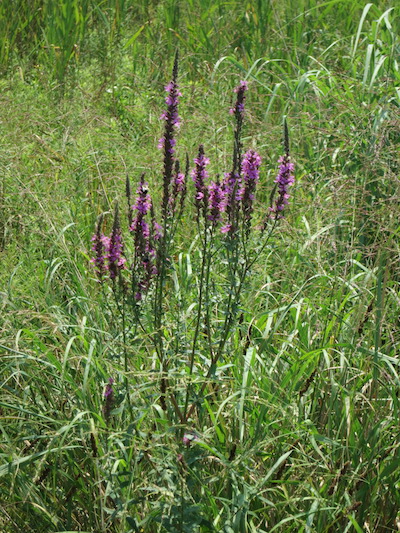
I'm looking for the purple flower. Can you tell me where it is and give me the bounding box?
[221,171,241,234]
[160,53,180,219]
[162,82,182,127]
[132,177,152,216]
[160,84,181,131]
[174,172,185,193]
[223,171,242,202]
[104,377,114,398]
[154,223,162,239]
[107,211,126,280]
[241,150,261,232]
[221,223,232,234]
[158,136,177,154]
[208,179,226,223]
[182,432,200,447]
[90,210,126,282]
[269,154,295,219]
[242,150,261,185]
[192,145,210,219]
[230,80,248,116]
[130,177,153,253]
[130,175,158,299]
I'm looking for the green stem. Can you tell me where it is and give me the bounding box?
[183,222,209,420]
[185,221,278,422]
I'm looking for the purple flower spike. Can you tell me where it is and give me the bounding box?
[192,145,210,220]
[104,377,114,398]
[230,80,248,116]
[132,176,152,217]
[269,154,295,219]
[241,150,261,232]
[208,179,226,223]
[267,120,295,222]
[160,53,180,220]
[103,377,115,423]
[221,171,241,235]
[130,174,158,299]
[174,172,185,193]
[107,207,126,280]
[242,150,261,185]
[162,81,182,129]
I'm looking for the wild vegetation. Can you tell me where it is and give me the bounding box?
[0,1,399,532]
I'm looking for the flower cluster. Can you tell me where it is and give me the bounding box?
[130,175,158,301]
[241,149,262,231]
[191,148,262,235]
[103,377,115,423]
[230,80,248,116]
[158,76,181,154]
[269,154,295,219]
[159,53,181,220]
[190,82,262,234]
[208,179,225,223]
[220,171,240,234]
[220,80,251,234]
[90,63,294,313]
[91,213,125,282]
[107,211,126,279]
[160,81,181,129]
[192,145,210,220]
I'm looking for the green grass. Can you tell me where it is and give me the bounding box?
[1,1,399,532]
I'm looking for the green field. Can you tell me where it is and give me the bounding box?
[1,1,399,531]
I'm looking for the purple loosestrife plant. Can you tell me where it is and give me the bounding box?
[89,60,296,433]
[152,53,185,385]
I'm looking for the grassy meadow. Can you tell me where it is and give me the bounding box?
[1,1,399,531]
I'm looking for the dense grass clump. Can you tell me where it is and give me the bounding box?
[1,1,399,532]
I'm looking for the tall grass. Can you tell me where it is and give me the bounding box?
[1,0,399,532]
